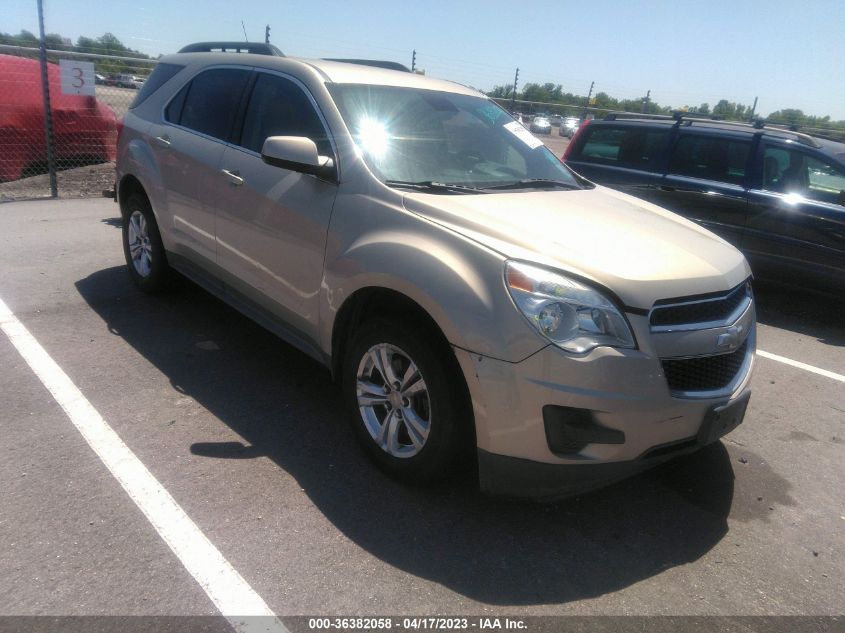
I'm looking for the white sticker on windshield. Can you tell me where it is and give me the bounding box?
[503,121,544,149]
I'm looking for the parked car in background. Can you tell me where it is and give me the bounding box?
[115,74,146,89]
[563,112,845,289]
[530,116,552,134]
[115,43,755,500]
[513,112,530,128]
[550,114,562,126]
[560,116,580,137]
[95,73,107,85]
[0,54,118,182]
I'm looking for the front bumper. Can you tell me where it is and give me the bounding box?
[454,311,755,500]
[477,389,750,500]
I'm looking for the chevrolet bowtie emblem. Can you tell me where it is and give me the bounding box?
[716,324,744,351]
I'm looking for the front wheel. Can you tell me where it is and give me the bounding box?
[342,319,472,483]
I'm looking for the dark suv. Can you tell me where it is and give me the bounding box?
[563,113,845,289]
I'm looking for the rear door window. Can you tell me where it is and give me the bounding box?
[578,126,668,171]
[176,68,251,141]
[669,135,751,185]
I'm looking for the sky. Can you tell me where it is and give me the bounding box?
[4,0,845,119]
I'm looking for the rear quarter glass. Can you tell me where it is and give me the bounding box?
[129,63,185,109]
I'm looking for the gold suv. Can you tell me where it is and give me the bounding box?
[115,42,755,499]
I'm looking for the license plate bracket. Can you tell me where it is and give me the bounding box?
[697,391,751,446]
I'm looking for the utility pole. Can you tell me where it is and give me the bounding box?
[511,67,519,112]
[749,96,758,122]
[641,89,651,114]
[36,0,57,198]
[582,81,594,120]
[411,49,416,72]
[265,24,271,44]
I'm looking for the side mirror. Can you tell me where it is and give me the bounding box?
[261,136,335,179]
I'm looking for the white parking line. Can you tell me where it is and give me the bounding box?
[0,296,286,633]
[758,349,845,384]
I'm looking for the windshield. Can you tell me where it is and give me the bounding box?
[328,84,583,191]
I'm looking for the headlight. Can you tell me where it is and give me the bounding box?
[505,261,635,353]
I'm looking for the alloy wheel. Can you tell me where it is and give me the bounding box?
[356,343,431,458]
[127,210,153,277]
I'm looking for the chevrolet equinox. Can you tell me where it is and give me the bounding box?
[115,42,755,499]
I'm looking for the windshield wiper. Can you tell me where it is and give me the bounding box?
[482,179,580,191]
[384,180,487,194]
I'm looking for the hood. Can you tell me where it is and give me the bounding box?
[402,185,750,309]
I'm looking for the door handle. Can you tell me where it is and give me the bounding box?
[221,169,244,186]
[154,135,171,148]
[658,185,676,192]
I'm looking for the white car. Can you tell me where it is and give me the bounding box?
[560,116,580,137]
[530,116,552,134]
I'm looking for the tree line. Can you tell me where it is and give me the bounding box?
[0,30,154,75]
[2,29,842,138]
[488,82,845,138]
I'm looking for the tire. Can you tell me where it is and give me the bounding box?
[121,192,170,293]
[342,318,473,484]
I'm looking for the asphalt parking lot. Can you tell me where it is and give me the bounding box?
[0,198,843,629]
[537,126,572,157]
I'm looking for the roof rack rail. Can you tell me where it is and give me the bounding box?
[673,114,821,148]
[603,111,674,121]
[755,120,845,144]
[177,42,285,56]
[801,130,845,144]
[672,111,725,122]
[602,110,824,149]
[322,58,410,72]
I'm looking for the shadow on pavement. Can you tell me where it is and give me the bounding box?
[752,279,845,348]
[74,266,781,605]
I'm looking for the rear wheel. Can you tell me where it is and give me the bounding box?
[343,319,472,483]
[122,192,170,293]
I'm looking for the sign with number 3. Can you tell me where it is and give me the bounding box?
[59,59,95,96]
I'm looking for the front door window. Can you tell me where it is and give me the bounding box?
[762,146,845,206]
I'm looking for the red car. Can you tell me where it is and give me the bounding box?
[0,54,118,182]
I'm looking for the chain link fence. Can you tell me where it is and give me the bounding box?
[491,97,596,117]
[0,43,156,201]
[4,40,842,204]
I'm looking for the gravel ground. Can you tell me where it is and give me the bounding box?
[0,162,115,202]
[97,85,136,120]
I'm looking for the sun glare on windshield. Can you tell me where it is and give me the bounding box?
[357,118,391,159]
[329,84,579,190]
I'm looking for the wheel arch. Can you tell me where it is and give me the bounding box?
[330,286,453,381]
[117,174,149,217]
[116,128,167,227]
[333,286,478,458]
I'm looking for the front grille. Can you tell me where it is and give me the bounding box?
[650,281,751,328]
[662,339,748,393]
